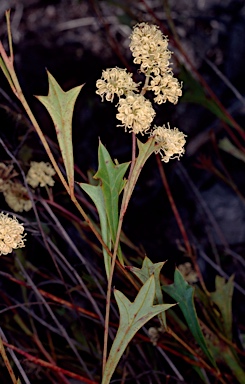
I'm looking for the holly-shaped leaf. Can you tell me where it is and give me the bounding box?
[36,71,83,193]
[210,275,234,341]
[162,268,217,368]
[94,141,130,265]
[102,275,174,384]
[80,183,111,279]
[129,256,167,328]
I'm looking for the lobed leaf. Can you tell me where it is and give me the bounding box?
[129,256,167,328]
[102,275,174,384]
[36,71,83,194]
[210,275,234,341]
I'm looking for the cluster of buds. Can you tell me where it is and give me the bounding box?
[96,22,186,162]
[0,161,55,212]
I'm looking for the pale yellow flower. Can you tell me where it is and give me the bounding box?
[116,93,155,134]
[178,262,198,284]
[0,212,26,255]
[3,181,32,212]
[96,67,139,102]
[0,163,18,193]
[150,74,182,105]
[151,124,186,162]
[129,23,171,76]
[26,162,55,188]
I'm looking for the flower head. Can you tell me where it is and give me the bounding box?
[150,74,182,105]
[116,93,155,134]
[96,67,139,102]
[129,23,172,76]
[3,181,32,212]
[0,213,26,255]
[26,162,55,188]
[151,124,186,162]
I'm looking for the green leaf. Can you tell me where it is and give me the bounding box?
[36,71,83,193]
[219,138,245,163]
[102,275,174,384]
[210,275,234,341]
[129,256,167,329]
[80,183,111,279]
[122,137,156,212]
[203,321,245,384]
[162,268,217,368]
[0,56,15,89]
[94,141,130,265]
[222,347,245,384]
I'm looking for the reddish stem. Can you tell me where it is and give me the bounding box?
[2,341,98,383]
[156,154,192,255]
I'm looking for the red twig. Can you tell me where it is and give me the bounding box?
[2,341,98,384]
[156,154,192,255]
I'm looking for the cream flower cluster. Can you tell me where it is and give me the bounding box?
[3,182,32,212]
[116,94,155,134]
[129,23,171,76]
[129,23,182,105]
[0,161,55,213]
[150,124,187,163]
[0,213,26,255]
[96,67,139,102]
[96,22,186,160]
[150,74,182,105]
[26,161,55,188]
[0,162,32,212]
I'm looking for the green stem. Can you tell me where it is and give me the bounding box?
[102,138,157,377]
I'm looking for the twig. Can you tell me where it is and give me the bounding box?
[156,154,192,256]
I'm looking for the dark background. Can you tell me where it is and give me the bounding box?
[0,1,244,382]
